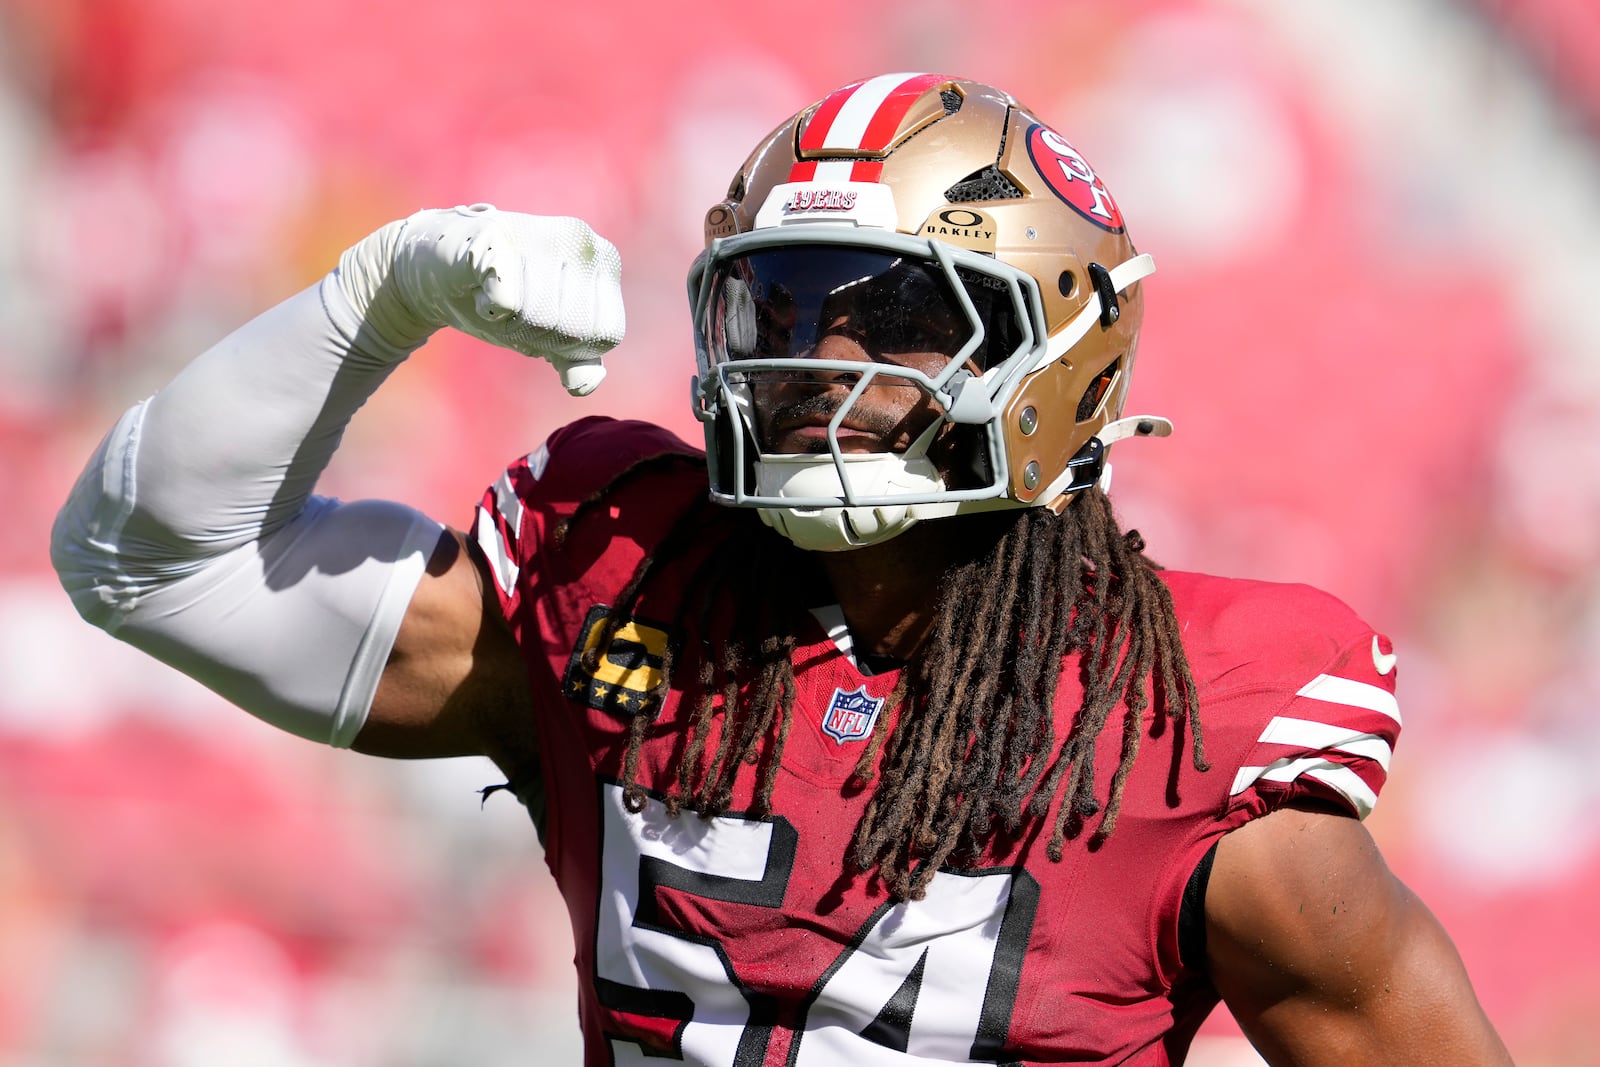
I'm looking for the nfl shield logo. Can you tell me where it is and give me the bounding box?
[821,686,885,745]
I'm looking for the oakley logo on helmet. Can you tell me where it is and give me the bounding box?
[1025,124,1124,233]
[920,207,997,253]
[705,205,737,239]
[936,208,984,228]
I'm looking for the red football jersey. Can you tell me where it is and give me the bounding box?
[472,417,1402,1066]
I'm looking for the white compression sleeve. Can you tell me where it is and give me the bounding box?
[50,275,444,746]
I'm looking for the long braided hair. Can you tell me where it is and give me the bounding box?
[557,452,1207,901]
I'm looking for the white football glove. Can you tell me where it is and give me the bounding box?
[337,203,624,396]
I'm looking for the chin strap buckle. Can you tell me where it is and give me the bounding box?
[1062,414,1174,494]
[1086,262,1121,327]
[1063,437,1107,494]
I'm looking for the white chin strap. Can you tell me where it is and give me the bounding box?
[754,453,955,552]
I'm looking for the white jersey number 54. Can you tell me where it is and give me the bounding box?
[593,781,1039,1064]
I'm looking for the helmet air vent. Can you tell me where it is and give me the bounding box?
[943,165,1023,204]
[1076,357,1121,422]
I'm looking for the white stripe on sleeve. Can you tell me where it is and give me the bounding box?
[474,506,519,597]
[526,441,550,480]
[492,470,526,539]
[1230,757,1380,819]
[1295,673,1401,725]
[1258,715,1393,771]
[1305,764,1380,819]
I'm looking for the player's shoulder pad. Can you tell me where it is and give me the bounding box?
[1163,572,1401,821]
[513,415,704,506]
[472,417,706,599]
[1160,572,1384,694]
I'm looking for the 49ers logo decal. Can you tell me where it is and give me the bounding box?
[1025,124,1124,233]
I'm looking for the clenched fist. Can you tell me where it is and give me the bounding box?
[338,203,625,396]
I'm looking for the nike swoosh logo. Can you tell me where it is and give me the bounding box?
[1372,635,1397,677]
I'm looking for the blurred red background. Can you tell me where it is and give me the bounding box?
[1,0,1596,1062]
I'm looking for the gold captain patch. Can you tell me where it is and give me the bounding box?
[564,605,672,718]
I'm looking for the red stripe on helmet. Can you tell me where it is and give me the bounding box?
[797,79,864,154]
[855,73,947,153]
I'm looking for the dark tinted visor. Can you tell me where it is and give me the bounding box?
[704,247,1022,372]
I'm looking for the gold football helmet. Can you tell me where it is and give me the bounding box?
[688,73,1169,551]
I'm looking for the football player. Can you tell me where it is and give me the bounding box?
[52,74,1511,1065]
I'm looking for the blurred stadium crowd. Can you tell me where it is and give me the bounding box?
[0,0,1597,1063]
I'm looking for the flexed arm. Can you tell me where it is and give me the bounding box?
[50,205,624,758]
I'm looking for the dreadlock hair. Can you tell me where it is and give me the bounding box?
[556,453,1207,902]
